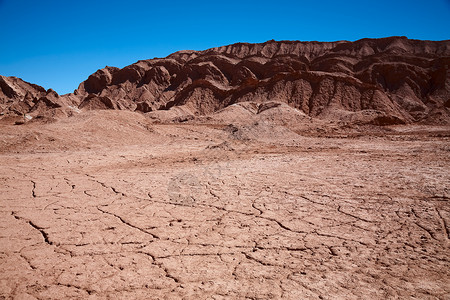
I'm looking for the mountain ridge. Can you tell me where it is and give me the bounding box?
[1,36,449,125]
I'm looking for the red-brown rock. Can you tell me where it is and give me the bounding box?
[1,37,449,125]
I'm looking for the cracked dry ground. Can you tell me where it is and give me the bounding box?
[0,126,449,299]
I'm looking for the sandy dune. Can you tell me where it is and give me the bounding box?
[0,110,449,299]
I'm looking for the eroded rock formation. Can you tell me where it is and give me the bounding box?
[1,37,449,124]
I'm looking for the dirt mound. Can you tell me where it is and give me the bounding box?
[145,105,194,123]
[2,37,449,125]
[0,110,162,153]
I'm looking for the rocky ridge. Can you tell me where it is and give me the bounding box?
[1,36,449,125]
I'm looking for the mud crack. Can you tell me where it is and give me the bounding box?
[97,206,160,239]
[31,180,36,198]
[12,212,52,245]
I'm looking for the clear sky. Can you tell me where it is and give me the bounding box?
[1,0,449,95]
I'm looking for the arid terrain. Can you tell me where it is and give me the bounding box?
[1,37,449,299]
[0,109,449,299]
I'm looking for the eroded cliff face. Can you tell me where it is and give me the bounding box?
[0,75,48,115]
[0,75,81,121]
[2,37,450,125]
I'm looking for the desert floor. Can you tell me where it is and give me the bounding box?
[0,111,449,299]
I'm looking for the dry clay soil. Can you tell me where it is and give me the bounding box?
[0,110,449,299]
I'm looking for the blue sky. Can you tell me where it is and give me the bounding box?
[1,0,449,95]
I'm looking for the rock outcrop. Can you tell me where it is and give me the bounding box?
[0,75,81,121]
[1,37,449,125]
[0,75,48,116]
